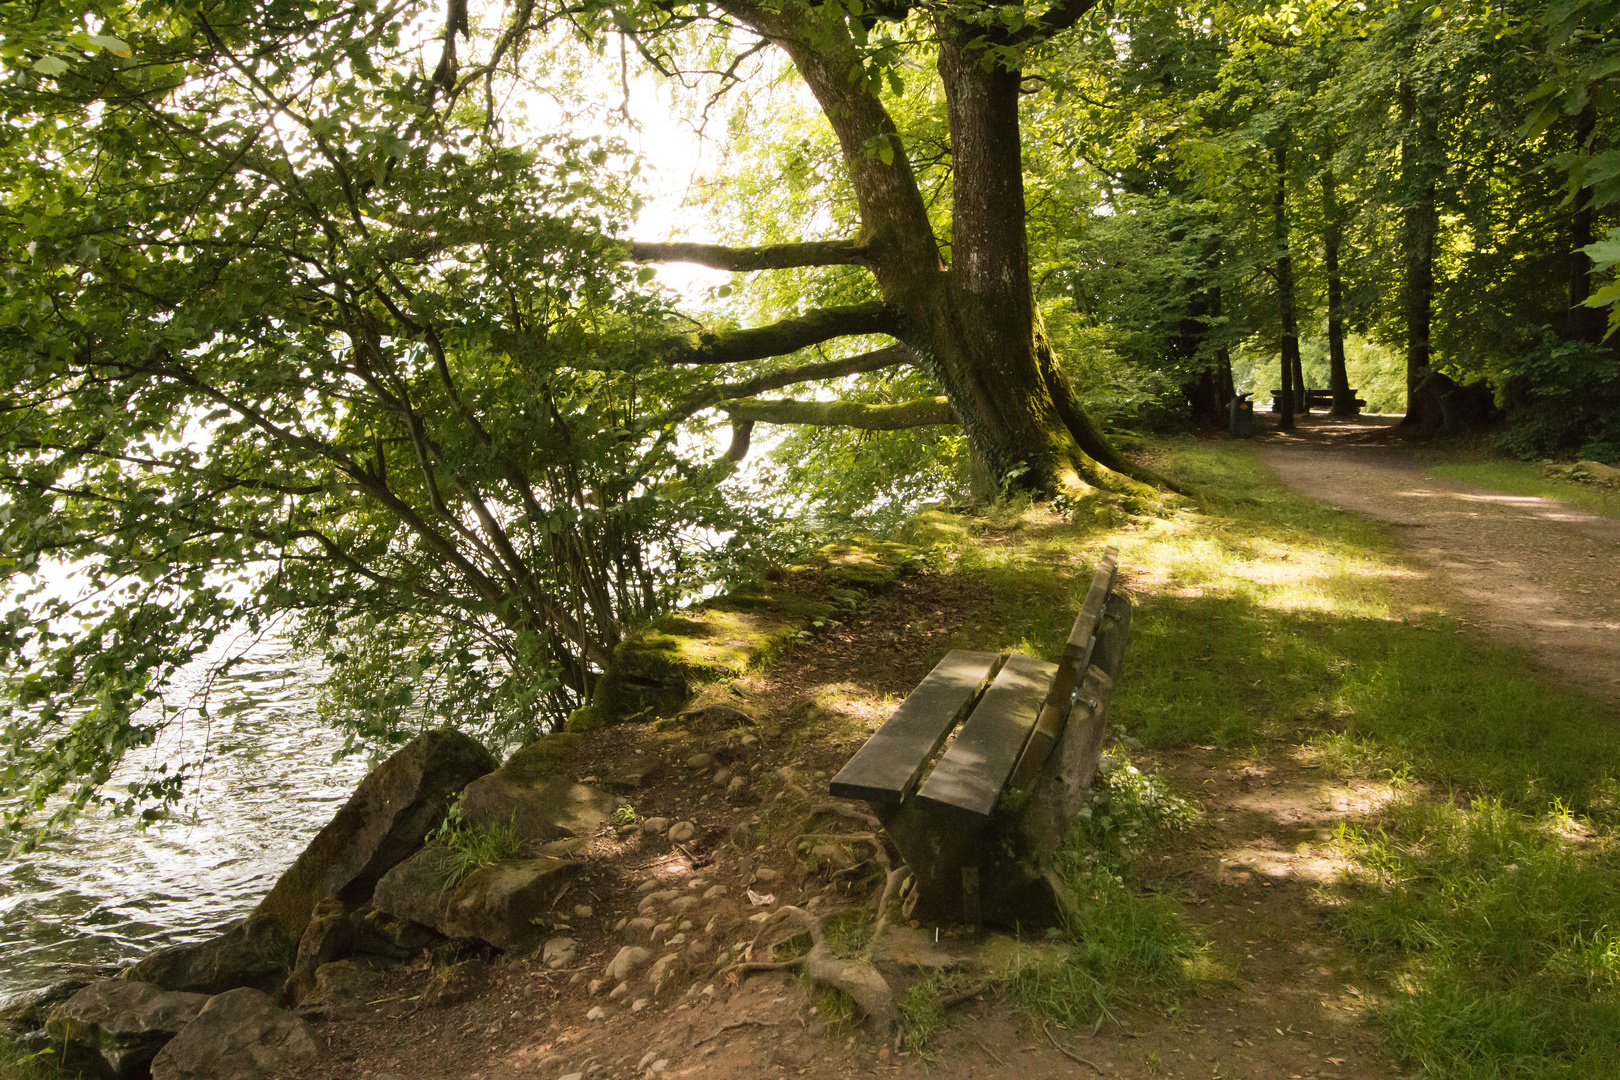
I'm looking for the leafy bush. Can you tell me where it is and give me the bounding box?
[1494,335,1620,462]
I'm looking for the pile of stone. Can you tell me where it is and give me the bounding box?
[2,727,624,1079]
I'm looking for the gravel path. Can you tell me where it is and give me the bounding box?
[1258,415,1620,712]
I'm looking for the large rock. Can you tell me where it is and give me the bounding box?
[284,898,354,1007]
[371,840,582,949]
[150,988,318,1080]
[122,911,295,997]
[47,980,209,1079]
[459,770,617,847]
[255,729,498,941]
[294,960,382,1019]
[0,978,93,1035]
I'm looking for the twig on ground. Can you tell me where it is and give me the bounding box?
[1044,1021,1105,1074]
[940,983,988,1009]
[809,802,882,829]
[975,1038,1007,1066]
[693,1017,779,1046]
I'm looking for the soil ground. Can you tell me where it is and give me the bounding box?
[297,416,1619,1080]
[1257,412,1620,711]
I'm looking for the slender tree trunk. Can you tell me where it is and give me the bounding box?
[1274,140,1298,431]
[1320,171,1357,416]
[1568,104,1605,344]
[1399,76,1440,427]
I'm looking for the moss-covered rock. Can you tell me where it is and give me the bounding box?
[370,840,584,949]
[253,729,498,942]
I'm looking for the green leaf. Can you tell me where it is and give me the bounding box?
[87,34,132,58]
[32,55,69,76]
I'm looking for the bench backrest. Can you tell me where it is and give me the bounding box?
[829,546,1121,827]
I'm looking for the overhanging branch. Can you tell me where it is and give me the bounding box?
[1007,0,1101,47]
[648,344,918,430]
[718,396,957,430]
[662,301,901,365]
[629,239,873,271]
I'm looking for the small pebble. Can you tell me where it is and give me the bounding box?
[588,979,604,995]
[712,767,732,787]
[574,904,593,919]
[703,885,727,900]
[614,917,629,932]
[667,821,696,843]
[586,1006,606,1021]
[686,753,715,769]
[754,868,780,883]
[631,998,649,1013]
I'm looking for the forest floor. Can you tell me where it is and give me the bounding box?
[1258,412,1620,710]
[282,429,1620,1080]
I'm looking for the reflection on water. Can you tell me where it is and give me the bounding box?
[0,635,369,1002]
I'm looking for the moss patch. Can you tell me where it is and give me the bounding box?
[569,536,921,729]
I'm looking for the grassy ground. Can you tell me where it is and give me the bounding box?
[901,437,1620,1079]
[1427,459,1620,520]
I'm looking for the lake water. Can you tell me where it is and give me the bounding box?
[0,636,370,1004]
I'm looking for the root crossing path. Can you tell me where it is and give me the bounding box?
[1258,415,1620,712]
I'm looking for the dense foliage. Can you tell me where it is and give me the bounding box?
[1,0,1617,833]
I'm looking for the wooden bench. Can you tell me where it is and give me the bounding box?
[828,547,1132,928]
[1269,388,1366,413]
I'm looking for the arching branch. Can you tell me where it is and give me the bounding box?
[718,396,956,429]
[647,344,918,429]
[629,239,874,270]
[661,302,901,365]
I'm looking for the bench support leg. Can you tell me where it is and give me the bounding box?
[962,867,981,929]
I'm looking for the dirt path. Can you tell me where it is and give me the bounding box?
[1258,414,1620,712]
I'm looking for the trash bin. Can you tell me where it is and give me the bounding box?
[1229,393,1255,437]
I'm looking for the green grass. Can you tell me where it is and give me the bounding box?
[0,1039,62,1080]
[907,435,1620,1077]
[1427,460,1620,520]
[1336,797,1620,1079]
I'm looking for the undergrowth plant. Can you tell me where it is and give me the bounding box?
[422,796,529,889]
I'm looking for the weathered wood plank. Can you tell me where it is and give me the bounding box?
[913,653,1057,827]
[828,650,1001,805]
[1007,548,1119,792]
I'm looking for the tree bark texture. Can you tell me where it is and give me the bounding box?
[1274,141,1298,431]
[1399,76,1441,428]
[1320,172,1357,416]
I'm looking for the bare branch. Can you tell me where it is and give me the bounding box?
[662,302,900,365]
[718,396,956,429]
[628,239,873,271]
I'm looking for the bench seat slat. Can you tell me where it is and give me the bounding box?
[828,649,1001,805]
[913,653,1057,827]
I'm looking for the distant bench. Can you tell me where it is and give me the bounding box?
[829,547,1132,928]
[1270,388,1365,413]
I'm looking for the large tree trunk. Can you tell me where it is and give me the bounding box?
[1399,76,1441,429]
[717,0,1154,498]
[1274,140,1298,432]
[1320,172,1357,416]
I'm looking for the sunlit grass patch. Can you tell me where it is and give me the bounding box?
[1333,796,1620,1079]
[1427,460,1620,520]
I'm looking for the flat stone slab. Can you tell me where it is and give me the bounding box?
[459,771,617,846]
[372,840,583,949]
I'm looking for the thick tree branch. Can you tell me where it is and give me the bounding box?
[661,302,901,365]
[628,239,874,271]
[648,344,917,430]
[718,396,956,429]
[1007,0,1101,48]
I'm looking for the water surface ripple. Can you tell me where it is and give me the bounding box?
[0,637,368,1003]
